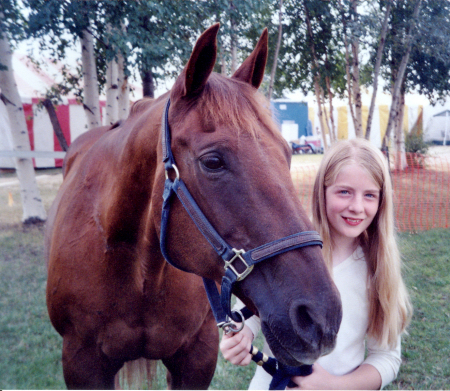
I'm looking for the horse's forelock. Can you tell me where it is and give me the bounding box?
[202,74,279,137]
[172,73,279,138]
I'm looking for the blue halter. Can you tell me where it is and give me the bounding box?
[160,98,319,389]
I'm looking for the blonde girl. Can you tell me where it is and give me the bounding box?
[220,138,412,390]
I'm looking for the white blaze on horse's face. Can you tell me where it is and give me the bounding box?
[167,24,342,366]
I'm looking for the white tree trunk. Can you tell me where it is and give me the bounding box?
[105,58,119,125]
[80,26,101,129]
[365,0,392,140]
[383,0,422,149]
[0,36,46,222]
[394,93,408,170]
[268,0,283,100]
[117,53,129,120]
[351,0,363,137]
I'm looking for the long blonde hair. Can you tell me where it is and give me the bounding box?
[312,138,412,348]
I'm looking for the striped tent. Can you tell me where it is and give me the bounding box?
[0,53,143,168]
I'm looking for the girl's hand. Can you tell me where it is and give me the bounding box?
[287,363,338,390]
[219,324,254,366]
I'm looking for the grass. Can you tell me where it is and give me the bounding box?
[389,229,450,390]
[1,168,449,389]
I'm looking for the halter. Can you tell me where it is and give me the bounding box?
[159,98,323,331]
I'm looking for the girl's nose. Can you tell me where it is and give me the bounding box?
[348,195,364,213]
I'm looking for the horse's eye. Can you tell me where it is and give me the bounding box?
[200,155,225,171]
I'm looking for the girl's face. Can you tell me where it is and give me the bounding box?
[325,164,380,246]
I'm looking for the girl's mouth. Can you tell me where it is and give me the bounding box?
[343,217,363,226]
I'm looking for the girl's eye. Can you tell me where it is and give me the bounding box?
[200,155,225,171]
[339,190,349,195]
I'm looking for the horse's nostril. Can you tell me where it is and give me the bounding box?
[295,305,314,330]
[290,301,322,347]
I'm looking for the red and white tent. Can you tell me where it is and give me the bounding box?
[0,53,144,168]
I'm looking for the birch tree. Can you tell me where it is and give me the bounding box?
[80,24,101,129]
[365,0,392,140]
[268,0,283,100]
[0,6,46,223]
[382,0,422,170]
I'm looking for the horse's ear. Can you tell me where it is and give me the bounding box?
[232,28,268,89]
[182,23,219,97]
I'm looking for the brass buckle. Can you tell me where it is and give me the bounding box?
[224,248,254,281]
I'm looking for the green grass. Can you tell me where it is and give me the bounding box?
[0,224,65,389]
[1,169,449,389]
[387,229,450,390]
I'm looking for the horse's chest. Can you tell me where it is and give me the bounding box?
[139,274,213,358]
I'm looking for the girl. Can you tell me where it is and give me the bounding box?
[220,138,412,390]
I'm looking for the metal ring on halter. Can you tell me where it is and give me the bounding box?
[165,164,180,180]
[221,310,245,335]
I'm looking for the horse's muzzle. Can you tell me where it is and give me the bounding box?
[262,297,342,367]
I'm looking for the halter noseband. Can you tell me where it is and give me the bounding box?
[160,98,323,332]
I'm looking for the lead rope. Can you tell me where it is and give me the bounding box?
[249,344,312,390]
[222,314,312,390]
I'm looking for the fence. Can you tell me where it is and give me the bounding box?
[291,153,450,233]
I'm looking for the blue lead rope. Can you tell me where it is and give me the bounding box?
[249,344,312,390]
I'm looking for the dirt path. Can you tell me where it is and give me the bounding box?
[0,173,63,188]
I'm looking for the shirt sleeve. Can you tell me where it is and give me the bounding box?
[233,297,261,340]
[363,335,402,389]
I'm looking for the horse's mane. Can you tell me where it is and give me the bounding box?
[129,97,155,118]
[172,73,280,138]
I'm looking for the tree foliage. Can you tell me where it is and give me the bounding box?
[3,1,450,111]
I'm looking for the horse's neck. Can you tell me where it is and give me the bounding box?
[100,116,161,247]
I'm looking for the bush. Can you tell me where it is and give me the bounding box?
[405,132,429,154]
[405,132,429,168]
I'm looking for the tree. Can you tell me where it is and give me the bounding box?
[277,0,346,148]
[364,0,392,141]
[202,1,273,76]
[268,0,283,100]
[403,0,450,104]
[0,1,46,223]
[381,0,422,165]
[25,0,102,129]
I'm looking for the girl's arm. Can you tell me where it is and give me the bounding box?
[362,335,402,388]
[288,363,381,390]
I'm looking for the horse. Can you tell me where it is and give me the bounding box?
[45,24,342,390]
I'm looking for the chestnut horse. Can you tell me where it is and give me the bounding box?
[45,24,341,389]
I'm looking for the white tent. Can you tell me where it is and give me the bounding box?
[432,110,450,145]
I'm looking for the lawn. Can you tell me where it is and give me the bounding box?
[0,168,449,389]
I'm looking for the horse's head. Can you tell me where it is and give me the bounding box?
[156,24,341,366]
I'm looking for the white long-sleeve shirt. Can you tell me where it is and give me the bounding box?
[236,247,401,390]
